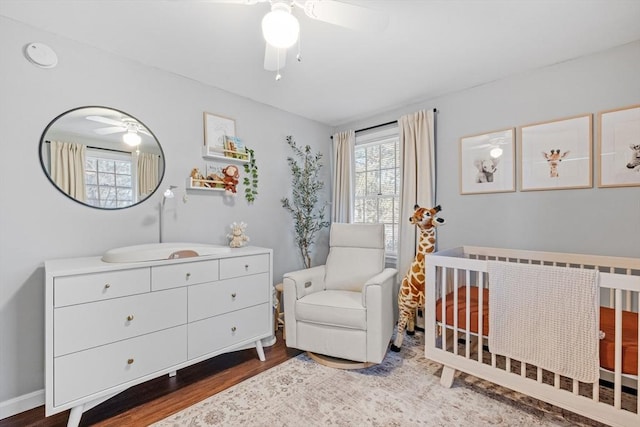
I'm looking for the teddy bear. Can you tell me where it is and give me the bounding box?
[473,157,499,183]
[227,221,249,248]
[222,164,239,195]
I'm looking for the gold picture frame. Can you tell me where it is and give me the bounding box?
[459,128,515,195]
[519,114,592,191]
[597,104,640,188]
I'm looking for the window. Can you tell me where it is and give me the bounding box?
[85,149,136,208]
[353,126,400,255]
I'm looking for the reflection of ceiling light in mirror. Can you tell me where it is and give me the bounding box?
[262,3,300,48]
[123,131,141,146]
[490,147,503,158]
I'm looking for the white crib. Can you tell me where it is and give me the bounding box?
[425,246,640,427]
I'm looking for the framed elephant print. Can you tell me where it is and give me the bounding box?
[598,104,640,188]
[459,128,515,195]
[519,114,592,191]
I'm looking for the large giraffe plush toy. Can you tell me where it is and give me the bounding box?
[390,204,445,352]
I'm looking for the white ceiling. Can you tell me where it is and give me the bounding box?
[2,0,640,126]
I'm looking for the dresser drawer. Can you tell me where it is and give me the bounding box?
[54,325,186,407]
[54,288,186,357]
[219,254,269,280]
[54,268,150,307]
[151,259,219,291]
[188,272,269,322]
[187,303,271,360]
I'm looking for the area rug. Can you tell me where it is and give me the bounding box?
[153,333,611,427]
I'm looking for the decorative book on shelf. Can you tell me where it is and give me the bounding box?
[223,136,249,160]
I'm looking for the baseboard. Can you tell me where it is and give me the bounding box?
[0,389,44,420]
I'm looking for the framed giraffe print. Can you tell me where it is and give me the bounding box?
[597,104,640,188]
[519,114,592,191]
[459,128,515,195]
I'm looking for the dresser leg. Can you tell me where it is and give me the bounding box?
[67,404,84,427]
[255,339,266,361]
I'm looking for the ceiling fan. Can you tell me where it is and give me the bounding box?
[214,0,389,78]
[86,115,151,146]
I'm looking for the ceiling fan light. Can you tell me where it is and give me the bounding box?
[262,7,299,49]
[123,131,141,146]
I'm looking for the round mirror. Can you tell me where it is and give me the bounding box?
[39,106,165,209]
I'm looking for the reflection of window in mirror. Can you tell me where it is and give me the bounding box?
[85,149,137,208]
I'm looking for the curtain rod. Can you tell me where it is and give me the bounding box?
[45,140,135,155]
[330,108,437,139]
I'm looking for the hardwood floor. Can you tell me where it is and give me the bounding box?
[1,331,301,427]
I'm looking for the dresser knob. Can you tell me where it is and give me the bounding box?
[231,292,237,298]
[244,264,249,270]
[104,283,111,289]
[186,272,191,280]
[127,358,134,365]
[231,326,237,332]
[127,315,134,321]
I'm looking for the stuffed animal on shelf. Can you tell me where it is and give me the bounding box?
[190,167,205,187]
[227,221,249,248]
[222,165,240,195]
[391,204,445,352]
[205,172,225,189]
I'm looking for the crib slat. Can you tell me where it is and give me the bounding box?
[625,268,632,311]
[441,267,447,351]
[572,380,579,395]
[506,357,511,373]
[465,270,471,359]
[592,382,599,403]
[453,270,459,356]
[478,272,484,363]
[614,289,622,409]
[554,373,560,389]
[491,353,496,368]
[537,367,542,383]
[637,291,640,415]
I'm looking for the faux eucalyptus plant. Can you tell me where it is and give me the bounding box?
[281,135,330,269]
[243,147,258,203]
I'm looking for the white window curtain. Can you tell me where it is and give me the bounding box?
[137,152,160,198]
[397,109,436,282]
[50,140,86,202]
[331,130,355,222]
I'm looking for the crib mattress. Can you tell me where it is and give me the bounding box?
[435,286,638,376]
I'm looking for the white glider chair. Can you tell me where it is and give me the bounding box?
[282,223,397,367]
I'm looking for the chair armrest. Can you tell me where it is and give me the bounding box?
[283,265,326,299]
[362,268,397,307]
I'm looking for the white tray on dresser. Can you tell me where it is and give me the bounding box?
[44,246,273,427]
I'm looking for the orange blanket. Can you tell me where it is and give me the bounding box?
[435,286,638,376]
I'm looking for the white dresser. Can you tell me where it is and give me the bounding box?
[44,246,273,427]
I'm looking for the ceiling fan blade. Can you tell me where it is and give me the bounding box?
[94,126,126,135]
[86,115,123,127]
[302,0,388,32]
[264,43,287,71]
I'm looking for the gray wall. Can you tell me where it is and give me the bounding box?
[336,41,640,259]
[0,17,331,411]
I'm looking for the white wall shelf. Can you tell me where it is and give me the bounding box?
[186,177,226,192]
[202,146,249,164]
